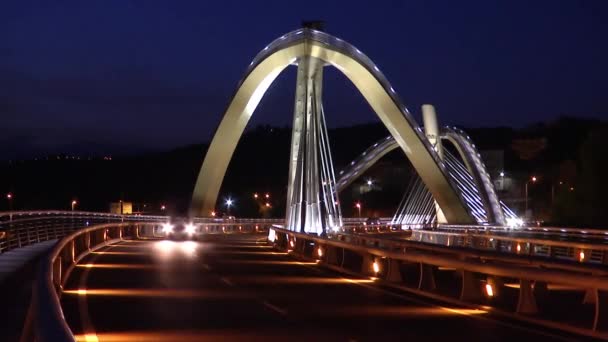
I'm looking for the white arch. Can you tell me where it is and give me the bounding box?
[335,129,507,225]
[191,29,475,224]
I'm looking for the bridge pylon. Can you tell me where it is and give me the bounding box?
[286,53,342,235]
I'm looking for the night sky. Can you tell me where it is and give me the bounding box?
[1,0,607,159]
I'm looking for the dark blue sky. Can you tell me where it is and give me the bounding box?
[1,0,607,159]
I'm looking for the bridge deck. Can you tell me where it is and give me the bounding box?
[61,234,576,341]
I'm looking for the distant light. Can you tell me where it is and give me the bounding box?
[289,239,295,248]
[226,198,233,207]
[516,243,521,253]
[366,179,373,186]
[355,202,361,209]
[211,211,216,217]
[317,247,323,258]
[499,171,505,177]
[579,250,585,262]
[160,205,166,211]
[185,223,196,235]
[265,193,270,199]
[265,202,271,207]
[506,217,523,228]
[72,200,77,205]
[372,261,380,274]
[531,176,537,182]
[570,187,574,191]
[268,228,276,242]
[162,223,174,234]
[485,283,494,297]
[6,193,12,199]
[253,193,258,199]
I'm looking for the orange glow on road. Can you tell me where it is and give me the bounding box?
[215,260,318,266]
[90,251,149,256]
[318,306,488,317]
[63,288,257,299]
[206,251,288,256]
[223,276,375,285]
[76,264,156,270]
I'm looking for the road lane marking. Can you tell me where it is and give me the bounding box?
[220,277,235,287]
[262,300,288,316]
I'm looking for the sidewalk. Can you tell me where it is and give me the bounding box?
[0,240,57,285]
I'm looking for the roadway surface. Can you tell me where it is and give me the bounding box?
[61,234,585,341]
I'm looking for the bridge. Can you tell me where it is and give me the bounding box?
[3,25,607,341]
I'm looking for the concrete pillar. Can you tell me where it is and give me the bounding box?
[418,263,436,291]
[460,270,482,302]
[517,279,538,315]
[422,104,447,224]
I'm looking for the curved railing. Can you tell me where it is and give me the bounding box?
[0,211,167,253]
[271,225,608,338]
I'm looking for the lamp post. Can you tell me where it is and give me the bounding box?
[71,200,77,211]
[355,202,362,218]
[225,198,233,216]
[6,193,13,211]
[524,176,537,218]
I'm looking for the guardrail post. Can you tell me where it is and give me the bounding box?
[593,290,608,331]
[386,259,402,282]
[460,270,481,301]
[53,257,62,291]
[418,263,436,291]
[516,279,538,315]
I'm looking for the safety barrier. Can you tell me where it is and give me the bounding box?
[0,211,167,253]
[271,225,608,339]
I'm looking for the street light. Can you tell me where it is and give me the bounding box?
[366,178,373,186]
[265,193,270,199]
[253,193,258,199]
[524,176,537,218]
[6,193,13,211]
[225,198,233,215]
[355,202,362,218]
[71,200,77,211]
[160,205,166,211]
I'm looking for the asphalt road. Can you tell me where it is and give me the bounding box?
[60,234,582,342]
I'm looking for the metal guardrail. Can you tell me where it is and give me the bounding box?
[0,211,168,253]
[0,211,284,254]
[270,225,608,339]
[341,223,608,266]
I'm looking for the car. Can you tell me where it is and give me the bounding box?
[162,218,198,240]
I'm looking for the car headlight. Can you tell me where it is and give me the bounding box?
[185,223,196,235]
[162,223,174,234]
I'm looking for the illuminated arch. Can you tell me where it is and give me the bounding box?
[335,128,507,225]
[191,28,475,224]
